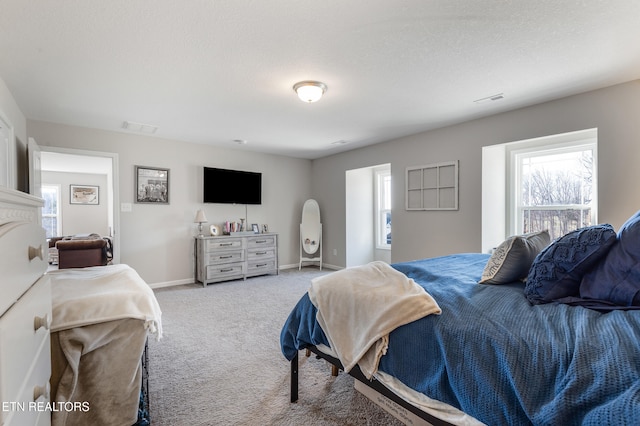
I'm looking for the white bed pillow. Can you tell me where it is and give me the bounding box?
[479,230,550,285]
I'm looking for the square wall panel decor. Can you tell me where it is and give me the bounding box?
[406,160,458,210]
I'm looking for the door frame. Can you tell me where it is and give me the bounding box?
[39,146,121,264]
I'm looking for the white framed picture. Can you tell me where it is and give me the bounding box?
[70,184,99,205]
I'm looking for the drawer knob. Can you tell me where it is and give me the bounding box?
[34,313,51,331]
[28,245,44,261]
[34,382,50,401]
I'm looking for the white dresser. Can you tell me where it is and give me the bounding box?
[0,187,51,426]
[195,233,278,286]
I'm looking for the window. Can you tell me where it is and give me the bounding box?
[375,168,391,248]
[512,144,595,240]
[42,184,61,238]
[482,128,597,252]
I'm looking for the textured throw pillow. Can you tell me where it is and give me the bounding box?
[524,224,617,305]
[479,230,550,285]
[580,210,640,306]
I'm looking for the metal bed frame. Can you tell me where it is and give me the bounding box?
[290,346,453,426]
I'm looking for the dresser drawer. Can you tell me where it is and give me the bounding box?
[0,276,51,425]
[246,259,277,276]
[0,276,51,404]
[247,235,276,249]
[1,336,51,426]
[205,238,243,251]
[206,263,245,280]
[0,222,47,315]
[206,250,244,265]
[246,247,276,261]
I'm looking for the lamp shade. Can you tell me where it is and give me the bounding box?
[293,81,327,103]
[194,210,208,224]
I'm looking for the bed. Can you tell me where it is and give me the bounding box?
[281,212,640,425]
[48,264,162,426]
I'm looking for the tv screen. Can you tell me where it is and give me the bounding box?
[203,167,262,205]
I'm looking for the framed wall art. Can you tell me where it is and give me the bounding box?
[70,184,99,205]
[406,160,459,210]
[135,166,169,204]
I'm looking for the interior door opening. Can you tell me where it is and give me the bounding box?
[345,163,391,268]
[39,147,120,263]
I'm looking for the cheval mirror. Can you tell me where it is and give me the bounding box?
[299,199,322,270]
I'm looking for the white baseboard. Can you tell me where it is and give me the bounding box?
[149,278,195,290]
[279,263,342,271]
[149,264,343,289]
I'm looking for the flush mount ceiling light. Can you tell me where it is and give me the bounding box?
[293,80,327,103]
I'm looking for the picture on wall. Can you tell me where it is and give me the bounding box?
[70,185,99,205]
[135,166,169,204]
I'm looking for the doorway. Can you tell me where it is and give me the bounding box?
[345,163,391,267]
[39,147,120,263]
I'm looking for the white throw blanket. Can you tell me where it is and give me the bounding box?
[49,264,163,339]
[308,261,441,379]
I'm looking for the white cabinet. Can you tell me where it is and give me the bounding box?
[196,233,278,286]
[0,187,51,426]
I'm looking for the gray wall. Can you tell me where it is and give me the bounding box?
[41,170,110,236]
[313,80,640,266]
[27,121,312,285]
[5,74,640,281]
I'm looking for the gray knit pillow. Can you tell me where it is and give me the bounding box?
[479,230,550,285]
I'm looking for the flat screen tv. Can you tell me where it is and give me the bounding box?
[203,167,262,205]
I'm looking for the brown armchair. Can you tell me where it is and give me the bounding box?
[56,236,109,269]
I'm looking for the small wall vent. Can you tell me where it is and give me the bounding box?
[474,93,505,104]
[122,121,158,134]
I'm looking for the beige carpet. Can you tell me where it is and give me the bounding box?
[148,268,404,426]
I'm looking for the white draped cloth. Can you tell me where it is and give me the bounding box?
[308,261,440,379]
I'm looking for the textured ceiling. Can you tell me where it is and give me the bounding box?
[1,1,640,159]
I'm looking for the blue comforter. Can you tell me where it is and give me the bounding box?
[280,253,640,425]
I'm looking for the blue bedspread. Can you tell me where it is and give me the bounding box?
[280,253,640,425]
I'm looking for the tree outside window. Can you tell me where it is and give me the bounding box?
[514,144,595,240]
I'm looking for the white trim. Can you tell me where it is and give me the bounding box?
[150,265,343,289]
[41,183,62,237]
[0,111,15,189]
[482,128,597,252]
[149,278,195,290]
[375,166,391,249]
[40,146,121,264]
[508,132,597,237]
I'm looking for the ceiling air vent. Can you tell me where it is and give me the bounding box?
[122,121,158,134]
[473,93,505,104]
